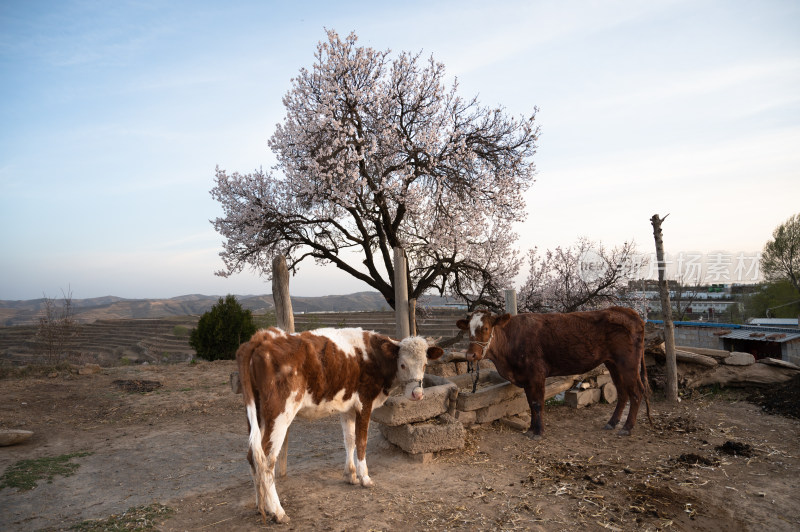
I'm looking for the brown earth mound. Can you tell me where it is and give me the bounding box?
[746,373,800,419]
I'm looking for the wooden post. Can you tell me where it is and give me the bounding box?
[651,214,678,403]
[272,255,294,476]
[394,247,410,339]
[409,298,417,336]
[504,289,517,316]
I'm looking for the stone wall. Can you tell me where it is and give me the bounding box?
[785,341,800,366]
[673,326,724,350]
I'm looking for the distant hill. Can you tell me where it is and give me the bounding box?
[0,292,462,326]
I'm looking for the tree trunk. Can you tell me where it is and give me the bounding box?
[651,214,679,403]
[271,255,294,476]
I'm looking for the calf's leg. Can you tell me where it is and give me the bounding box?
[523,379,546,440]
[339,410,359,485]
[619,367,644,436]
[354,408,373,486]
[602,362,628,431]
[251,399,296,524]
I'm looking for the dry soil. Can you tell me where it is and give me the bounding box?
[1,361,799,531]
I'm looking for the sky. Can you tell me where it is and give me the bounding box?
[1,0,798,301]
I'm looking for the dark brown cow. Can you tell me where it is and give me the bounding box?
[456,307,651,439]
[236,327,443,523]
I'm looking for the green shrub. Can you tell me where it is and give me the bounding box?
[189,295,256,361]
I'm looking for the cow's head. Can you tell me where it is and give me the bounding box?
[391,337,444,401]
[456,311,511,362]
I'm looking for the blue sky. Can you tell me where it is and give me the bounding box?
[1,0,798,300]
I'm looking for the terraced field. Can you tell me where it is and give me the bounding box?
[0,309,466,367]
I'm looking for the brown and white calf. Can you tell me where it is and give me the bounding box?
[236,327,443,523]
[457,307,651,439]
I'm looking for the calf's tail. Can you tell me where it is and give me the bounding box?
[236,341,270,522]
[638,330,654,426]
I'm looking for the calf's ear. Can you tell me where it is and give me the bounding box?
[494,314,512,327]
[456,319,469,331]
[426,346,444,360]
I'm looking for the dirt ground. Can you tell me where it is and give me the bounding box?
[1,361,799,532]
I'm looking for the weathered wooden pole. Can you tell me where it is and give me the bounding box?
[504,289,518,316]
[394,247,410,339]
[409,298,417,336]
[272,255,294,476]
[651,214,679,403]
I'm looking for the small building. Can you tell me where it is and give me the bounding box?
[654,320,800,366]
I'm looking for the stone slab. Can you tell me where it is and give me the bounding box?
[455,409,477,425]
[372,375,457,426]
[457,381,524,412]
[377,414,465,454]
[475,395,528,424]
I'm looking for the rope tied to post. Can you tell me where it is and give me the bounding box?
[467,359,480,393]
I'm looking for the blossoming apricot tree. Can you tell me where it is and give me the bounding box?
[211,30,539,309]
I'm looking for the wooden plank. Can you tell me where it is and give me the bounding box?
[676,345,732,360]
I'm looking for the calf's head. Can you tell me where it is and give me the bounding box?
[456,311,511,362]
[389,337,444,400]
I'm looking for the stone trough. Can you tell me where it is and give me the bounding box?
[374,365,617,456]
[373,374,464,455]
[449,366,613,428]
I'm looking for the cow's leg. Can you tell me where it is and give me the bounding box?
[354,408,373,487]
[523,378,546,440]
[339,410,359,485]
[619,363,643,436]
[602,362,629,431]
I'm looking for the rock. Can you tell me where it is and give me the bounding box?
[230,371,242,394]
[0,429,33,446]
[602,382,618,404]
[500,413,530,431]
[723,352,756,366]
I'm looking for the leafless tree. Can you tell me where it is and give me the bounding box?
[518,238,640,313]
[37,288,76,364]
[671,274,704,321]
